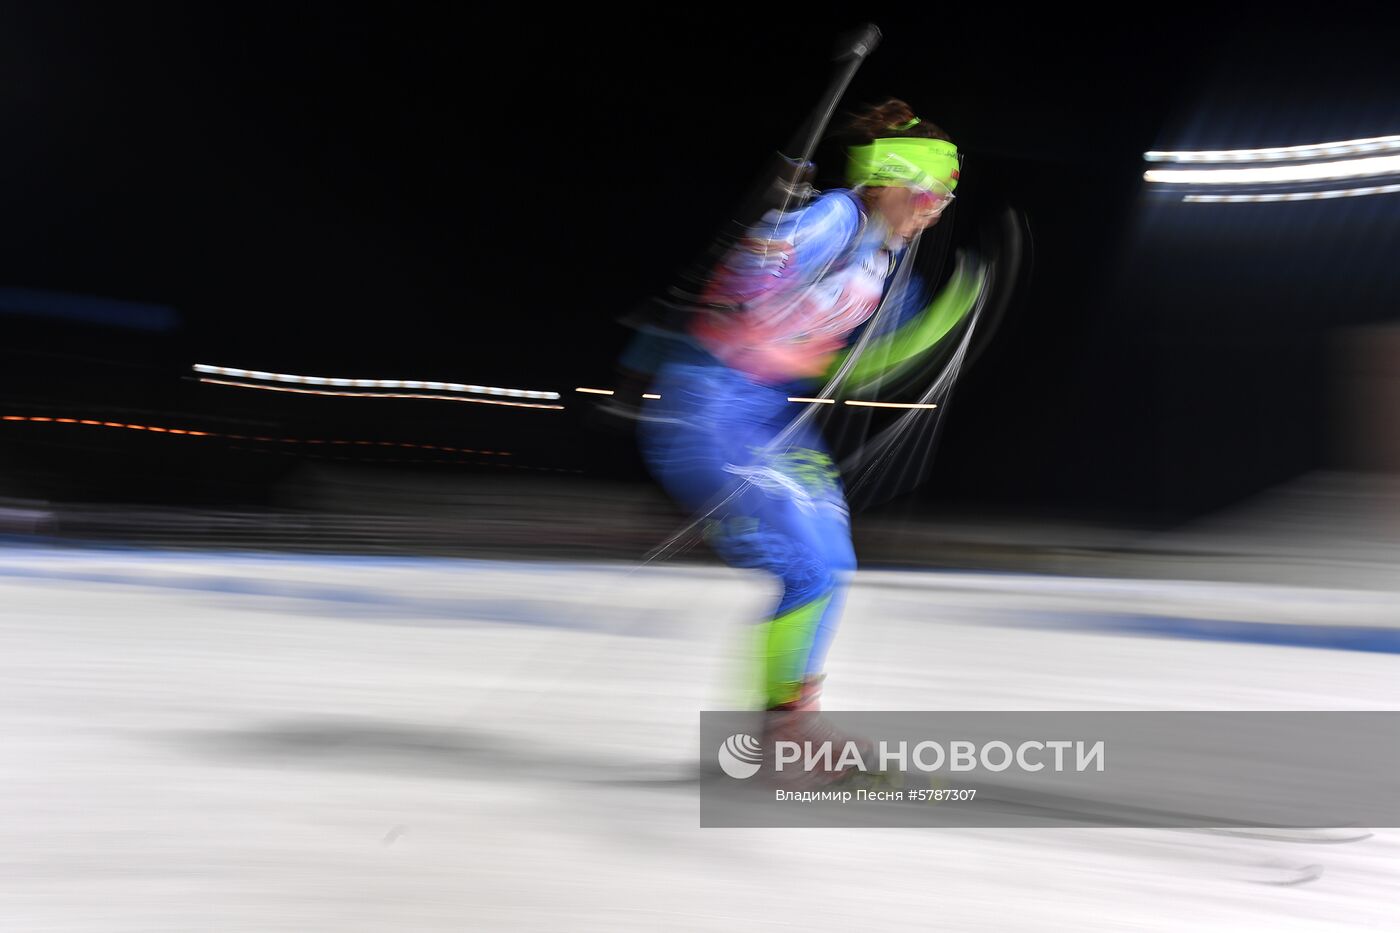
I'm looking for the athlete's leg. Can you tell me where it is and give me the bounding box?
[639,360,855,708]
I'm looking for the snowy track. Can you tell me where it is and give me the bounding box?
[1,548,1396,930]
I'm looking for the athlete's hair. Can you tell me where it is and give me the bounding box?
[840,98,951,145]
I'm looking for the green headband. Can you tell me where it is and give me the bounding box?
[847,136,961,190]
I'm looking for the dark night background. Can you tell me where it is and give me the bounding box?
[2,2,1398,525]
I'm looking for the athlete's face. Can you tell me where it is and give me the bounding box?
[875,184,954,240]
